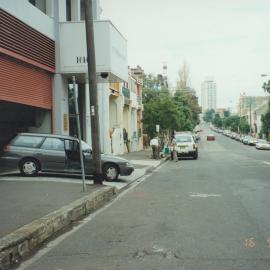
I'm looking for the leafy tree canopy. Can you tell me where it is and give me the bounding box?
[262,80,270,94]
[203,109,215,122]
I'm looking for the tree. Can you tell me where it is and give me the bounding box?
[213,114,223,128]
[173,91,199,130]
[176,61,190,91]
[174,61,200,128]
[261,100,270,140]
[261,80,270,139]
[142,71,201,139]
[239,118,250,133]
[223,115,250,133]
[203,109,215,122]
[263,80,270,94]
[142,91,183,138]
[224,110,230,118]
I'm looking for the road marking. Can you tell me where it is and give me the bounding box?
[263,162,270,166]
[189,192,221,198]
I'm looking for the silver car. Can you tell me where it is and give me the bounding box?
[0,133,134,181]
[256,139,270,150]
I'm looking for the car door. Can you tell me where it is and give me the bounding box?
[37,137,66,172]
[65,139,94,174]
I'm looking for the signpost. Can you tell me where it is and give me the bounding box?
[72,76,86,192]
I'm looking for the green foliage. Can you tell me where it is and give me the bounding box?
[261,81,270,139]
[262,80,270,94]
[223,115,250,133]
[261,100,270,140]
[239,118,250,133]
[142,91,183,138]
[142,74,200,137]
[224,110,230,118]
[203,109,215,122]
[173,91,200,130]
[213,114,222,128]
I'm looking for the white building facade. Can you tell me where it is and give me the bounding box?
[1,0,130,154]
[201,78,217,112]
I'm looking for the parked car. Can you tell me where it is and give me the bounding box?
[255,139,270,150]
[171,134,198,159]
[247,137,258,146]
[242,136,250,145]
[0,133,134,181]
[207,134,215,141]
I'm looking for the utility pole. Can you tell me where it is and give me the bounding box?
[84,0,103,184]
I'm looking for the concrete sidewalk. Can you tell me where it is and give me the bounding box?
[0,149,166,269]
[119,147,166,170]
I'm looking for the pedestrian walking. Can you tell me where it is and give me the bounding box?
[150,136,159,159]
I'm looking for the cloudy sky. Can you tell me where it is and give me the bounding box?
[100,0,270,109]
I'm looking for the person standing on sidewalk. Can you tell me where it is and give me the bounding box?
[171,135,178,162]
[150,136,159,159]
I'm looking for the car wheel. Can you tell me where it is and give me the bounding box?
[103,163,119,181]
[193,152,198,160]
[19,158,39,176]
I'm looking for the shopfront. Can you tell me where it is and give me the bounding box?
[0,8,55,148]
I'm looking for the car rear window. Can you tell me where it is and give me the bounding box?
[10,135,44,148]
[175,135,192,143]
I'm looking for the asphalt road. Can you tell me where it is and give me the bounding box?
[19,126,270,270]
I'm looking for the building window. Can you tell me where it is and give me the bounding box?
[66,0,71,21]
[80,0,85,20]
[29,0,36,6]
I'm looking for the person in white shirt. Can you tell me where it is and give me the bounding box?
[171,136,178,162]
[150,137,159,159]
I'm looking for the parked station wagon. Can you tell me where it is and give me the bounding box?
[0,133,134,181]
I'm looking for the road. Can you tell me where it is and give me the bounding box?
[18,127,270,270]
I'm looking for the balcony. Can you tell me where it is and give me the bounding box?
[59,20,128,82]
[122,87,130,105]
[122,87,130,98]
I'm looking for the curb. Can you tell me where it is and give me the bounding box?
[0,186,116,270]
[117,157,168,193]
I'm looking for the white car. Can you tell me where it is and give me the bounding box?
[171,134,198,159]
[256,139,270,150]
[247,137,258,146]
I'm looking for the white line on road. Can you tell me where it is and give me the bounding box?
[263,161,270,166]
[189,192,222,198]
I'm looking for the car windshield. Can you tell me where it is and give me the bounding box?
[175,135,192,143]
[258,140,267,143]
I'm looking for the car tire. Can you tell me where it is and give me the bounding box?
[19,158,39,176]
[103,163,119,181]
[193,152,198,160]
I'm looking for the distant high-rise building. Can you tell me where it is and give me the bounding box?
[201,78,217,112]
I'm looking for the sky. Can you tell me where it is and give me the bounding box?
[99,0,270,109]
